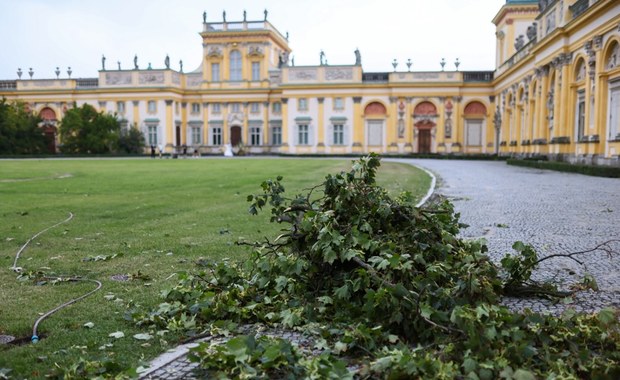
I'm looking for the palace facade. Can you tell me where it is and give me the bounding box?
[1,0,619,165]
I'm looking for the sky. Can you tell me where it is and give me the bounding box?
[0,0,508,80]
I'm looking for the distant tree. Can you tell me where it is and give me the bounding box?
[0,98,47,154]
[118,124,146,154]
[59,104,120,154]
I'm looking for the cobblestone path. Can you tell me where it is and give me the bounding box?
[398,159,620,314]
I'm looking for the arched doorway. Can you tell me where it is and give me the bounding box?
[413,101,438,153]
[230,125,242,147]
[39,107,57,154]
[364,102,387,151]
[463,101,488,152]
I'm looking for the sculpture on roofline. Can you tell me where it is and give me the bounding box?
[354,48,361,66]
[203,11,206,23]
[101,55,106,70]
[134,55,138,70]
[165,55,170,69]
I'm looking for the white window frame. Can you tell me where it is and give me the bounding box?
[251,62,260,81]
[250,102,260,113]
[333,124,344,145]
[271,125,282,145]
[333,97,344,110]
[210,126,222,146]
[298,124,309,145]
[250,126,261,146]
[212,103,221,114]
[298,98,308,111]
[191,103,200,114]
[147,100,157,113]
[117,101,125,114]
[147,124,158,146]
[272,102,282,114]
[229,50,242,81]
[191,126,201,145]
[211,62,220,82]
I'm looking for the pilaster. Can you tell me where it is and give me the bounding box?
[352,97,363,152]
[280,98,289,152]
[165,100,173,151]
[317,97,325,152]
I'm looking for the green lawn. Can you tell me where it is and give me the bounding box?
[0,157,430,378]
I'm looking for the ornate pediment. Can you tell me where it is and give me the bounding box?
[207,46,223,58]
[247,46,264,58]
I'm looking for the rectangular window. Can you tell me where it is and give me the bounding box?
[250,102,260,113]
[272,102,282,113]
[148,100,157,113]
[609,86,620,140]
[191,127,201,145]
[298,124,309,145]
[298,98,308,111]
[211,63,220,82]
[250,127,261,146]
[231,103,240,113]
[271,126,282,145]
[333,97,344,110]
[117,101,125,114]
[576,90,586,140]
[212,103,221,113]
[147,125,158,146]
[251,62,260,81]
[191,103,200,114]
[466,119,483,146]
[333,124,344,145]
[211,127,222,145]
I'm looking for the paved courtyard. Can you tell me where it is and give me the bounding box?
[398,159,620,314]
[141,159,620,379]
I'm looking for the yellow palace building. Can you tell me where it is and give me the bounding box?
[1,0,619,165]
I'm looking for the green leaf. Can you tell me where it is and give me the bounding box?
[334,284,350,300]
[597,307,616,326]
[226,336,251,363]
[513,369,536,380]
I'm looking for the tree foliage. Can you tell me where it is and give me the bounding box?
[59,104,120,154]
[133,154,620,378]
[117,125,145,154]
[0,98,47,154]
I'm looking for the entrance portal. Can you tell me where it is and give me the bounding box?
[231,126,242,146]
[418,129,431,153]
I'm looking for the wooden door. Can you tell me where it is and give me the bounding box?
[231,126,242,146]
[418,129,431,153]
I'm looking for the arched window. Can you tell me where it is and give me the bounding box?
[229,50,242,81]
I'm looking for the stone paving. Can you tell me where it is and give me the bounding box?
[139,159,620,379]
[400,159,620,315]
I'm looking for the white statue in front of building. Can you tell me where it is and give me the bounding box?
[224,144,233,157]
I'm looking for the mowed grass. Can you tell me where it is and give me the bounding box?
[0,157,430,378]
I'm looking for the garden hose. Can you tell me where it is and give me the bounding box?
[9,212,103,344]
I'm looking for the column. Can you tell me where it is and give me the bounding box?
[453,96,462,152]
[222,102,229,144]
[280,98,289,152]
[405,97,414,152]
[132,100,140,128]
[243,102,249,145]
[263,102,270,149]
[165,100,173,151]
[181,102,188,145]
[436,97,446,153]
[202,102,209,147]
[352,96,363,153]
[388,97,398,152]
[317,97,325,152]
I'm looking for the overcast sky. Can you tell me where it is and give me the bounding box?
[0,0,508,80]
